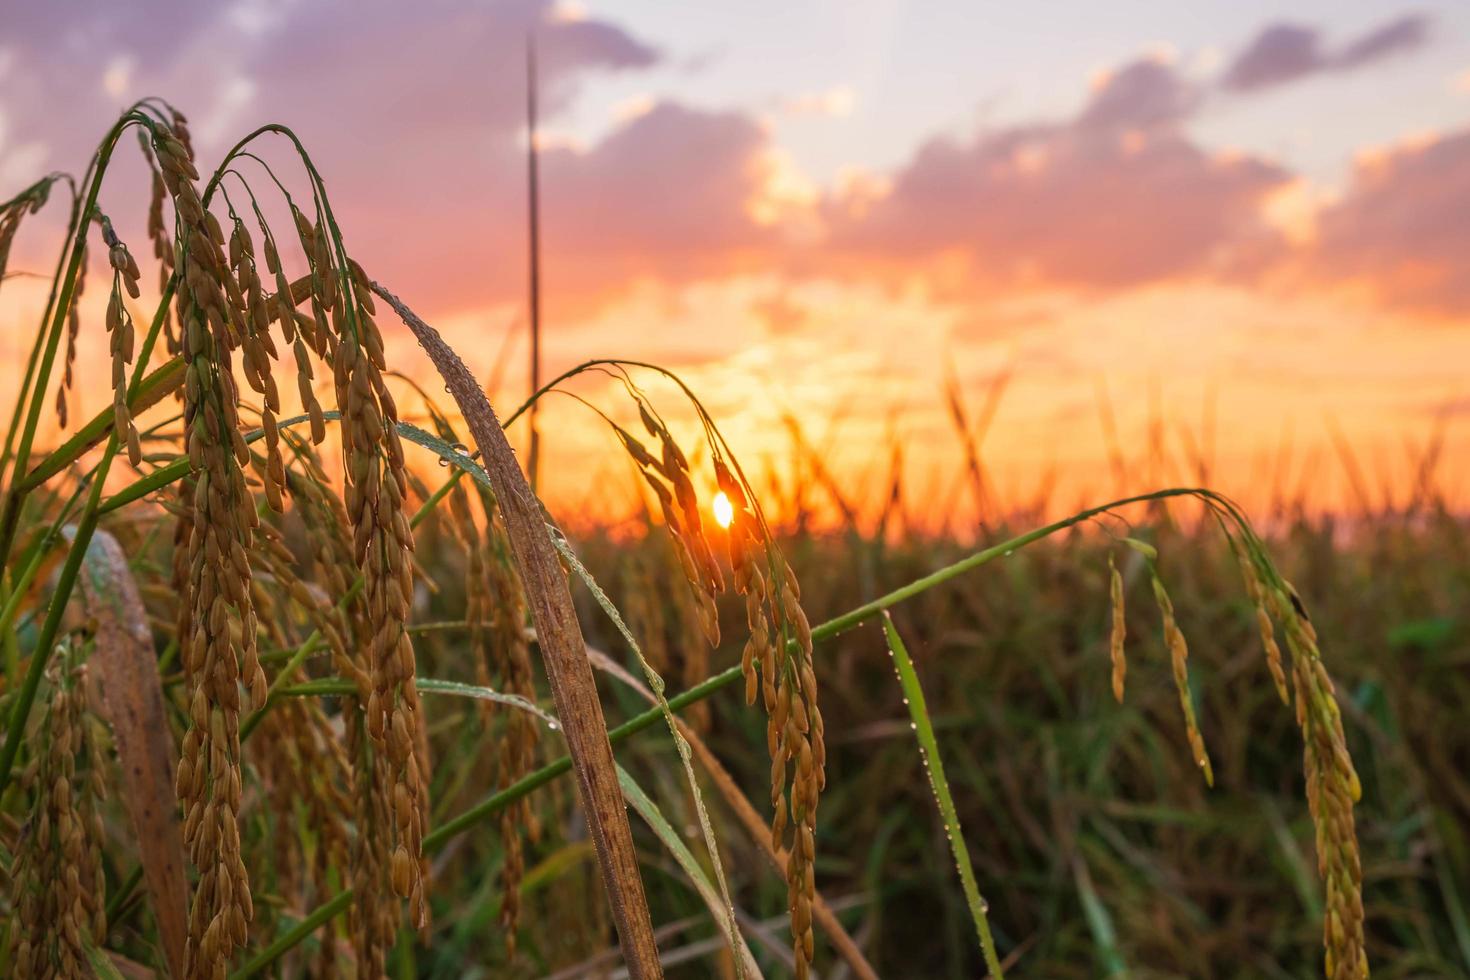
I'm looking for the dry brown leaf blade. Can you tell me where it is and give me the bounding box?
[374,281,663,979]
[73,527,188,980]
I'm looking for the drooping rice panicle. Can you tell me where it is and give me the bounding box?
[8,641,107,980]
[153,118,267,976]
[1149,570,1214,787]
[1108,552,1126,702]
[329,256,430,929]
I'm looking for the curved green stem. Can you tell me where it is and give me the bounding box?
[0,112,152,570]
[0,268,174,793]
[0,176,82,489]
[20,355,184,491]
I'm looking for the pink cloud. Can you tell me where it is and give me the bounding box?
[540,104,772,295]
[3,4,1462,348]
[1307,126,1470,314]
[826,57,1288,293]
[0,0,664,319]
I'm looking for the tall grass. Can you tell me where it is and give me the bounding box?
[0,103,1385,979]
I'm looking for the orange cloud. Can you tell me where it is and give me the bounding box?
[1302,126,1470,315]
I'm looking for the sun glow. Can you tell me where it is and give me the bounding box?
[712,490,735,529]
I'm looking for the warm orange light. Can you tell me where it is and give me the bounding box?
[712,490,734,529]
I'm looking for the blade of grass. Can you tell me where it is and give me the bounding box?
[1071,847,1129,978]
[551,527,744,977]
[617,763,763,978]
[586,646,880,980]
[84,943,128,980]
[882,611,1005,977]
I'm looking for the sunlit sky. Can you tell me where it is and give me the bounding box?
[4,1,1470,527]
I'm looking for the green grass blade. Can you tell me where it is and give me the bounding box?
[618,764,764,978]
[84,943,129,980]
[552,528,745,979]
[882,611,1006,978]
[1072,847,1129,978]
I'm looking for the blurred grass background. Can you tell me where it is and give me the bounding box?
[397,487,1470,978]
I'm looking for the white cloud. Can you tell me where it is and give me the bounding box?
[101,55,134,99]
[551,1,588,24]
[195,76,256,147]
[611,93,655,123]
[781,85,857,118]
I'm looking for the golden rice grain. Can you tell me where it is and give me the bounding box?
[330,258,429,929]
[8,642,107,979]
[1271,584,1366,980]
[1150,572,1214,787]
[1230,537,1291,705]
[718,457,823,979]
[1108,553,1126,703]
[154,121,264,977]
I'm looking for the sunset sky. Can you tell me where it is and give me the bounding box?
[4,1,1470,526]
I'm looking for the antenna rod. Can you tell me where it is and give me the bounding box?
[526,35,542,491]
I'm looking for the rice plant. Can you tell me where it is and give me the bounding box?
[0,103,1375,979]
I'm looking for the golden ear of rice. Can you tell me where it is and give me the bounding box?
[718,456,823,979]
[7,643,108,979]
[97,217,145,465]
[1150,572,1214,787]
[154,120,264,976]
[1230,539,1291,706]
[330,263,430,934]
[620,415,724,646]
[1272,585,1366,980]
[250,527,355,919]
[1108,553,1126,703]
[53,236,86,430]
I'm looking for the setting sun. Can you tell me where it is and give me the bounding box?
[712,490,734,529]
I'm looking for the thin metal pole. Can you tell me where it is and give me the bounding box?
[526,36,542,491]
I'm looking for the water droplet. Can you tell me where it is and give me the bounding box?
[547,720,559,730]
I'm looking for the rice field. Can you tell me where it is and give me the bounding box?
[0,100,1460,980]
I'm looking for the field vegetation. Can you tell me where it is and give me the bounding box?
[0,101,1454,980]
